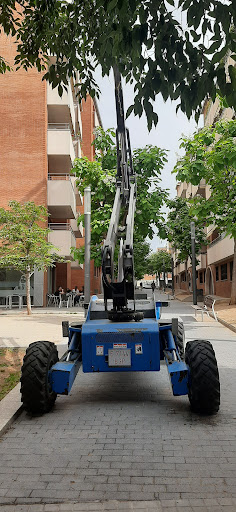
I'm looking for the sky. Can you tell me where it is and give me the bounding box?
[95,69,203,251]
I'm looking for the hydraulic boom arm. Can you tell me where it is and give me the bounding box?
[102,65,136,319]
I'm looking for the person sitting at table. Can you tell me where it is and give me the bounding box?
[54,286,63,296]
[73,286,81,305]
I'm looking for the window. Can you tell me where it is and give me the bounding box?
[230,261,233,281]
[215,266,219,281]
[221,263,227,281]
[199,272,203,284]
[181,273,186,282]
[94,266,100,278]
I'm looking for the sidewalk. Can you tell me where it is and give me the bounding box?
[0,308,85,348]
[174,292,236,333]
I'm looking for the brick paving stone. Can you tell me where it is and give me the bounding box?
[192,508,208,512]
[43,506,60,512]
[217,498,235,505]
[73,504,105,511]
[161,500,178,507]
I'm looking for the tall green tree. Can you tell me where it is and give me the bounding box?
[1,1,236,127]
[71,128,168,277]
[167,196,207,282]
[0,201,64,315]
[147,250,172,287]
[133,240,150,281]
[173,119,236,303]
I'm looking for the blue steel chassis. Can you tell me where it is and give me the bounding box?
[49,296,190,399]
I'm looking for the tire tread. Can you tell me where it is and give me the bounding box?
[185,339,220,414]
[20,341,58,414]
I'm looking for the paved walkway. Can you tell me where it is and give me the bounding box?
[0,295,235,510]
[0,308,85,348]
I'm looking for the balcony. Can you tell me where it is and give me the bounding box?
[47,124,75,174]
[196,179,206,198]
[207,235,234,265]
[70,216,83,238]
[175,261,186,274]
[47,83,76,134]
[70,176,83,206]
[47,174,76,219]
[77,104,83,141]
[176,182,187,198]
[196,253,207,271]
[48,223,76,260]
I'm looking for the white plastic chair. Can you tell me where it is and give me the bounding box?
[59,293,70,308]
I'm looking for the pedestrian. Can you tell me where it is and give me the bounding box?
[151,281,156,292]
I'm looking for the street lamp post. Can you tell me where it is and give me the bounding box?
[171,256,175,297]
[163,257,166,292]
[84,186,91,313]
[191,221,197,305]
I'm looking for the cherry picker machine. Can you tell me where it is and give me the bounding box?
[21,67,220,415]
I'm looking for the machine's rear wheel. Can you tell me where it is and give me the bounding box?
[176,321,185,360]
[21,341,58,414]
[185,339,220,414]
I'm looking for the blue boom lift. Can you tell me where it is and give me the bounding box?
[21,67,220,415]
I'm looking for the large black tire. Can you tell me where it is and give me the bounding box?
[185,339,220,414]
[21,341,58,414]
[176,321,185,360]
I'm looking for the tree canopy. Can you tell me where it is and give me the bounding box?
[147,250,172,278]
[174,119,236,241]
[167,196,207,265]
[0,201,64,314]
[1,1,236,129]
[173,118,236,302]
[71,127,168,278]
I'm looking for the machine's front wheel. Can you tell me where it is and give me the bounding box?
[185,339,220,414]
[21,341,58,414]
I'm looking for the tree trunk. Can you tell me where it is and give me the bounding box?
[230,238,236,305]
[26,268,32,315]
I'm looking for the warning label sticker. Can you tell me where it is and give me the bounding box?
[96,345,104,356]
[113,343,127,349]
[135,344,143,354]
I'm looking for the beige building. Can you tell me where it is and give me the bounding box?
[173,56,235,299]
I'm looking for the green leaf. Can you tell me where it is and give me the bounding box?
[212,46,228,65]
[126,104,134,118]
[107,0,118,10]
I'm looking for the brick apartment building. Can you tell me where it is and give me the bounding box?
[173,56,235,299]
[0,32,102,306]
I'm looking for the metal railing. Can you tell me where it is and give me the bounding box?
[48,223,75,236]
[48,123,70,130]
[209,234,224,247]
[48,173,71,180]
[48,173,75,196]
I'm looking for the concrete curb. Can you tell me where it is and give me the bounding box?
[217,316,236,334]
[0,383,22,437]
